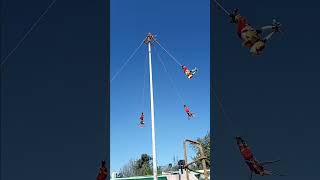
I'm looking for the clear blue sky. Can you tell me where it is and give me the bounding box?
[2,0,320,179]
[110,0,210,172]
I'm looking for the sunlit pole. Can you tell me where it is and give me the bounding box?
[145,32,158,180]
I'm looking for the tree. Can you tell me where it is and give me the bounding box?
[134,154,153,176]
[119,159,136,177]
[119,154,155,177]
[191,131,210,169]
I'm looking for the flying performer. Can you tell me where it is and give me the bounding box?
[96,160,108,180]
[182,65,197,79]
[184,105,194,119]
[139,112,145,127]
[235,137,286,179]
[236,136,254,160]
[229,9,282,55]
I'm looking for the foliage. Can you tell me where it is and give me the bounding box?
[119,132,211,178]
[134,154,153,176]
[120,154,162,177]
[120,159,136,177]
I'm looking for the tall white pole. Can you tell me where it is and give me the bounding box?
[147,37,158,180]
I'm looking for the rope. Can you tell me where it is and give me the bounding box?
[0,0,57,69]
[110,39,144,83]
[213,89,284,177]
[213,88,255,168]
[213,89,240,138]
[155,39,182,67]
[155,47,185,105]
[141,52,148,109]
[213,0,230,16]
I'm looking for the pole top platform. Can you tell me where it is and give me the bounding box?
[144,32,156,44]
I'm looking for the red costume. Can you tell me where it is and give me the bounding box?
[182,66,188,73]
[240,147,253,160]
[236,137,254,161]
[96,167,107,180]
[236,16,248,38]
[96,161,107,180]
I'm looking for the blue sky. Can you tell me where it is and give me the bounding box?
[2,0,320,179]
[110,0,210,172]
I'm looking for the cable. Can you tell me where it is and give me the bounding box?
[155,39,182,67]
[212,89,240,138]
[110,39,145,83]
[155,47,185,105]
[141,52,148,109]
[0,0,57,69]
[213,0,230,16]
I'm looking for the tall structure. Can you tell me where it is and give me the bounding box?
[144,32,158,180]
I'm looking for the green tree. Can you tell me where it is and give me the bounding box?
[120,154,156,177]
[134,154,153,176]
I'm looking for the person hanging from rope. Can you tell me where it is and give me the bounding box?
[229,9,282,55]
[236,136,254,161]
[184,105,194,119]
[182,65,197,79]
[96,160,108,180]
[139,112,145,126]
[235,137,285,179]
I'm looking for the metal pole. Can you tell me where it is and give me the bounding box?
[147,34,158,180]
